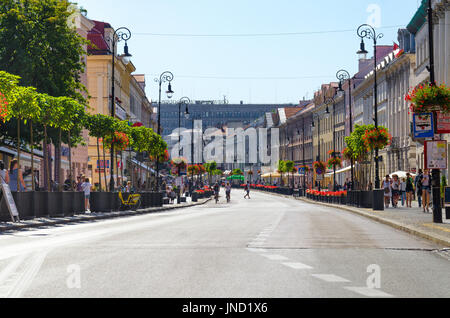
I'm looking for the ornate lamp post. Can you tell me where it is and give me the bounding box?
[336,69,355,191]
[324,97,337,191]
[155,71,174,191]
[356,24,383,190]
[311,107,330,191]
[178,97,191,157]
[110,27,132,192]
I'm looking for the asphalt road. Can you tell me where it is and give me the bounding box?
[0,190,449,298]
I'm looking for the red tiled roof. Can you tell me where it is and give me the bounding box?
[284,107,303,119]
[88,21,111,54]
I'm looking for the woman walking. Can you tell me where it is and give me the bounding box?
[9,159,26,192]
[405,173,414,208]
[0,160,9,185]
[391,175,401,208]
[383,175,391,209]
[422,170,431,213]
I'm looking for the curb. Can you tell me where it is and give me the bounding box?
[253,190,450,247]
[0,198,212,232]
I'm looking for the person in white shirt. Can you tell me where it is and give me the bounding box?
[81,178,92,213]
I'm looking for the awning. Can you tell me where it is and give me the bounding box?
[261,172,281,178]
[131,159,156,174]
[389,171,417,178]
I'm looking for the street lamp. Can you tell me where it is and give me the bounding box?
[110,27,132,192]
[178,97,191,157]
[357,24,383,191]
[155,71,174,191]
[311,107,330,191]
[336,69,355,191]
[325,97,337,192]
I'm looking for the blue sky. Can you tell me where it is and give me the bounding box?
[75,0,421,104]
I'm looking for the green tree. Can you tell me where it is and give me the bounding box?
[277,160,287,186]
[204,161,217,185]
[285,160,295,188]
[85,114,116,192]
[0,0,90,103]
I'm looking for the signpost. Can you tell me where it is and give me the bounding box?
[424,140,448,170]
[436,112,450,134]
[413,113,434,139]
[0,183,20,223]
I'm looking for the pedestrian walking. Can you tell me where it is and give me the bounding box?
[0,160,9,185]
[405,173,414,208]
[383,175,391,209]
[244,181,251,199]
[400,178,407,207]
[422,170,431,213]
[81,178,92,213]
[415,170,423,208]
[9,159,26,192]
[391,175,401,208]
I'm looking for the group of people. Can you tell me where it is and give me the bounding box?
[382,170,431,212]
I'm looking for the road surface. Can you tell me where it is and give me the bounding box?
[0,190,448,298]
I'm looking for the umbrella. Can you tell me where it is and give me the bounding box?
[389,171,416,179]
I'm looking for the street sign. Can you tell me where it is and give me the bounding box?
[413,113,434,139]
[436,112,450,134]
[298,167,306,175]
[425,140,448,170]
[0,183,20,222]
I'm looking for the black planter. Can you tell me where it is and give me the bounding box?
[62,192,74,217]
[49,192,64,217]
[180,197,187,203]
[111,193,120,211]
[12,192,34,220]
[0,192,11,222]
[446,207,450,220]
[372,189,385,211]
[73,192,85,214]
[192,192,198,202]
[361,191,373,209]
[90,192,110,213]
[33,191,48,218]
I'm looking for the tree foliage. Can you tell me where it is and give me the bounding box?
[0,0,90,102]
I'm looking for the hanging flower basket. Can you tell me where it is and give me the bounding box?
[406,83,450,114]
[150,149,170,163]
[0,91,8,123]
[171,157,188,169]
[327,150,341,158]
[363,126,392,152]
[313,161,326,175]
[188,164,199,175]
[327,157,342,169]
[104,131,130,151]
[341,147,353,161]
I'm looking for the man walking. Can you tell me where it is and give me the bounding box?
[415,170,423,208]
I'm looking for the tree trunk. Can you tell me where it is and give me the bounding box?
[55,128,62,192]
[102,139,108,192]
[30,121,35,191]
[97,138,102,192]
[17,117,21,192]
[68,130,73,191]
[44,125,51,191]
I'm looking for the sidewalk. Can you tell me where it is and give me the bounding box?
[0,197,211,232]
[255,190,450,247]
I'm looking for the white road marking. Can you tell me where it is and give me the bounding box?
[0,254,28,288]
[0,250,49,298]
[282,262,313,270]
[312,274,351,283]
[262,254,289,261]
[345,287,394,298]
[246,248,268,253]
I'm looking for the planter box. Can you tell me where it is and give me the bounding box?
[33,191,48,218]
[180,197,187,203]
[90,192,110,213]
[48,192,64,217]
[361,191,373,209]
[12,192,34,220]
[192,192,198,202]
[62,192,74,217]
[73,192,85,214]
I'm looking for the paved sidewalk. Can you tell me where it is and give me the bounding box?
[255,190,450,247]
[0,197,211,232]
